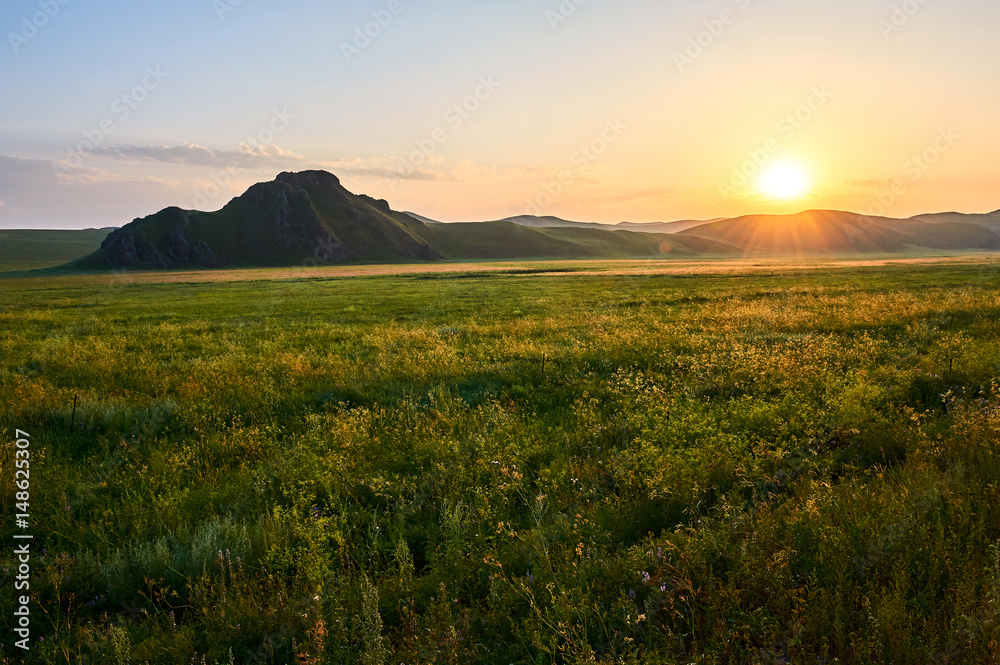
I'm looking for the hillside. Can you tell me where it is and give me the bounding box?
[616,219,724,234]
[73,171,440,269]
[69,172,740,269]
[680,209,1000,255]
[492,215,718,235]
[492,215,617,231]
[910,210,1000,234]
[0,228,114,271]
[20,173,999,270]
[418,221,736,260]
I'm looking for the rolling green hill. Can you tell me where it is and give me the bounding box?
[71,171,439,269]
[8,173,997,271]
[910,210,1000,234]
[680,209,1000,255]
[68,171,740,270]
[0,228,113,271]
[417,221,736,260]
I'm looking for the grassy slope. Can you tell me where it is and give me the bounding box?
[911,211,1000,234]
[880,219,1000,249]
[682,210,1000,254]
[304,187,436,262]
[49,202,1000,272]
[418,221,737,259]
[70,177,440,270]
[0,229,112,271]
[2,261,1000,663]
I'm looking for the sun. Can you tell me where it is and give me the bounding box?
[759,163,810,200]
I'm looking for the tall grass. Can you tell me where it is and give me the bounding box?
[1,262,999,663]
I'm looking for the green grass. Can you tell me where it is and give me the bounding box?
[2,258,1000,664]
[417,222,736,260]
[0,229,111,272]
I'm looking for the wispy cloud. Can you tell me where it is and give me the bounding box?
[328,162,452,182]
[83,143,455,183]
[87,143,305,168]
[0,154,193,229]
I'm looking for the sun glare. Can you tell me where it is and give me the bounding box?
[759,163,810,200]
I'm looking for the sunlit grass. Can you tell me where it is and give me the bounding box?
[1,260,1000,663]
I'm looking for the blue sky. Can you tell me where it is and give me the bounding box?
[1,0,998,228]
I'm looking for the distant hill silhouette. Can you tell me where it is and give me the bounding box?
[70,172,740,269]
[74,171,439,269]
[418,222,736,259]
[678,210,1000,255]
[488,215,720,235]
[909,210,1000,234]
[37,172,1000,270]
[0,228,115,271]
[616,219,723,234]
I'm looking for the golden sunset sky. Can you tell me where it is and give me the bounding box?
[1,0,997,228]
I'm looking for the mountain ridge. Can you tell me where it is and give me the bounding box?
[53,171,1000,269]
[679,209,1000,255]
[74,171,440,269]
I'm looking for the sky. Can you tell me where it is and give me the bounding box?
[0,0,998,229]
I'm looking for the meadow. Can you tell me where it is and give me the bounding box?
[2,257,1000,664]
[0,231,111,273]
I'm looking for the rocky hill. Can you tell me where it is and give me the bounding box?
[74,171,440,269]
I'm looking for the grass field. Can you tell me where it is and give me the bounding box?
[3,257,1000,664]
[0,230,111,272]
